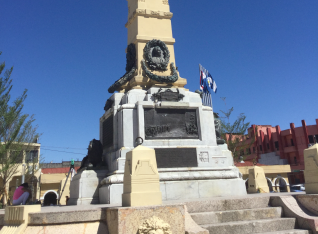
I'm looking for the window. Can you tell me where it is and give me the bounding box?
[275,141,279,150]
[267,143,270,150]
[246,148,251,155]
[315,135,318,143]
[25,150,38,163]
[294,157,297,165]
[259,145,263,151]
[253,147,256,153]
[308,135,315,144]
[291,139,294,146]
[240,150,244,156]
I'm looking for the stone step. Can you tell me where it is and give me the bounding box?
[201,218,296,234]
[185,196,271,213]
[258,230,312,234]
[191,207,282,225]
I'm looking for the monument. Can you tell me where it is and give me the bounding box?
[96,0,247,204]
[247,166,269,193]
[304,144,318,194]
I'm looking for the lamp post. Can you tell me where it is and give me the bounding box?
[22,164,26,184]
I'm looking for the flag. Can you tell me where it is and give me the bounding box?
[199,64,217,94]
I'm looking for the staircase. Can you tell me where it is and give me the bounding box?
[184,196,311,234]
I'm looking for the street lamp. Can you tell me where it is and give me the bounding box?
[22,164,26,184]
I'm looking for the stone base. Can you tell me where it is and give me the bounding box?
[106,204,185,234]
[68,169,107,205]
[100,178,247,204]
[122,191,162,207]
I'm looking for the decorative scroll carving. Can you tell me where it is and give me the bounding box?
[138,216,172,234]
[108,43,136,93]
[152,88,184,102]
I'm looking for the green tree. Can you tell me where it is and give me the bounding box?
[0,52,39,205]
[219,99,256,162]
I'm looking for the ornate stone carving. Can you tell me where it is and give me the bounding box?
[162,0,169,5]
[152,88,184,102]
[138,216,172,234]
[108,43,136,93]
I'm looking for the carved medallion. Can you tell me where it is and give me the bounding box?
[138,216,172,234]
[144,39,170,71]
[142,39,179,83]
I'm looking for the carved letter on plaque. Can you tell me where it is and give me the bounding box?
[199,152,209,162]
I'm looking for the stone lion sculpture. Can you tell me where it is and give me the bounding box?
[138,216,172,234]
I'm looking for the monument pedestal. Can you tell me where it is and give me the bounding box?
[68,170,107,205]
[99,88,246,204]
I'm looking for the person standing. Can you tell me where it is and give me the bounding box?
[12,183,31,205]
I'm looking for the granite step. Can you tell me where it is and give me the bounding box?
[201,218,296,234]
[257,230,312,234]
[191,207,282,225]
[185,196,271,213]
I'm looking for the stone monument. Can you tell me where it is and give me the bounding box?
[304,144,318,194]
[97,0,246,204]
[122,145,162,207]
[247,166,269,193]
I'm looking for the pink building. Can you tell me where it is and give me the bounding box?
[240,119,318,174]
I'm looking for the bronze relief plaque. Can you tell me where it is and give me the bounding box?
[144,108,199,140]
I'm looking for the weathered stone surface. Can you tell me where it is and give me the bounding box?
[184,196,271,213]
[29,208,106,225]
[202,218,296,234]
[24,221,108,234]
[191,207,282,225]
[271,195,318,234]
[106,205,185,234]
[257,229,311,234]
[185,206,209,234]
[296,194,318,216]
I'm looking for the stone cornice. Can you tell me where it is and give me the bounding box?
[125,9,173,28]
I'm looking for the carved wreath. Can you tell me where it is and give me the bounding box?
[144,39,170,71]
[142,39,178,84]
[108,43,136,93]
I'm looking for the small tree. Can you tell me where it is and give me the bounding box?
[219,99,256,162]
[0,52,39,205]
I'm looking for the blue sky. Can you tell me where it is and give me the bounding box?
[1,0,317,162]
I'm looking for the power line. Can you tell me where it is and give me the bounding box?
[40,146,87,150]
[40,148,86,155]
